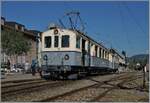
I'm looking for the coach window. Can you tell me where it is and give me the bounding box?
[88,42,90,53]
[103,50,105,59]
[62,35,70,47]
[54,36,59,47]
[106,52,109,59]
[95,46,98,57]
[99,48,101,58]
[101,49,104,58]
[44,36,51,48]
[105,52,107,59]
[76,35,80,49]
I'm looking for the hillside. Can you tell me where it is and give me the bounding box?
[127,54,149,69]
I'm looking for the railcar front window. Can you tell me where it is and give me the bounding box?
[44,36,51,48]
[62,35,70,47]
[76,35,80,49]
[54,36,59,47]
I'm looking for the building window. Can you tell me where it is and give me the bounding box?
[76,35,80,49]
[44,36,51,48]
[54,36,59,47]
[61,35,69,47]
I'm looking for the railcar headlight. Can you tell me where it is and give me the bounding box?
[54,29,58,34]
[64,54,69,60]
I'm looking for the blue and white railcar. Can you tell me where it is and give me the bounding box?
[41,26,119,79]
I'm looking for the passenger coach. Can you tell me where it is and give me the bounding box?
[41,25,123,79]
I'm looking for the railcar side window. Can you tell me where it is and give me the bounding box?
[95,46,98,57]
[54,36,59,47]
[62,35,70,47]
[99,48,101,58]
[88,42,90,53]
[105,52,107,59]
[106,52,109,59]
[103,50,105,58]
[44,36,51,48]
[101,49,104,58]
[76,35,80,49]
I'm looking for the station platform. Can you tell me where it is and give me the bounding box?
[1,72,41,82]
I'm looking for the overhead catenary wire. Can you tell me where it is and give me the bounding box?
[123,2,146,35]
[118,2,136,55]
[59,19,66,29]
[94,32,113,49]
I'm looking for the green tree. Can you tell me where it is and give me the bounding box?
[1,29,31,57]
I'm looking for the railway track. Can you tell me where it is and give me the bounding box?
[1,80,63,98]
[1,79,47,88]
[89,76,142,102]
[36,72,141,102]
[1,78,42,84]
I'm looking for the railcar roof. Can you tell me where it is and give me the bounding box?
[110,48,125,59]
[42,28,121,53]
[69,29,109,51]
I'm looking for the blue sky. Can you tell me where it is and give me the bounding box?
[1,1,149,57]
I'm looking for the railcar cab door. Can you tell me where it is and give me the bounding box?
[82,39,86,66]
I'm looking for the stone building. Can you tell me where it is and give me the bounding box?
[1,17,41,66]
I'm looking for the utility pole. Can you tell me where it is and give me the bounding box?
[143,66,146,88]
[36,33,41,67]
[36,33,39,61]
[142,50,148,88]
